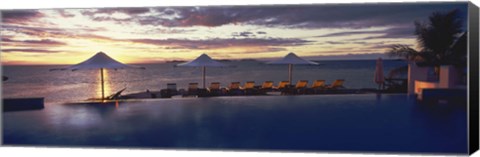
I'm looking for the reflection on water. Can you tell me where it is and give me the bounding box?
[96,69,111,99]
[3,94,467,154]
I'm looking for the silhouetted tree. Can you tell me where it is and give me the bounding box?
[387,9,466,74]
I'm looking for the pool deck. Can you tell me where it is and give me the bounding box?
[3,97,45,111]
[120,88,380,99]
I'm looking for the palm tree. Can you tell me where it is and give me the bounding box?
[387,9,465,76]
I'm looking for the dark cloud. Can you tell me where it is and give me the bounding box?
[72,24,108,32]
[321,40,391,48]
[316,26,416,41]
[141,28,193,35]
[89,16,131,23]
[76,34,115,41]
[1,37,67,46]
[320,25,414,36]
[308,53,389,60]
[1,25,73,39]
[368,44,396,50]
[257,31,267,34]
[150,7,244,27]
[368,43,414,50]
[325,41,347,45]
[1,10,44,24]
[116,8,151,15]
[213,47,287,55]
[2,48,61,53]
[352,41,368,44]
[80,8,151,23]
[232,31,255,38]
[126,38,312,50]
[316,30,385,38]
[57,10,75,18]
[3,30,309,50]
[99,3,466,29]
[359,26,416,40]
[135,6,289,27]
[1,2,468,37]
[1,24,110,39]
[264,47,286,52]
[81,8,150,16]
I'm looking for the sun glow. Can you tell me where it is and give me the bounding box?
[96,68,111,99]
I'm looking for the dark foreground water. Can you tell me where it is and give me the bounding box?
[3,94,467,154]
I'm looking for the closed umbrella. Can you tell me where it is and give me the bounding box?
[268,52,318,84]
[177,54,226,88]
[55,51,144,99]
[374,57,385,90]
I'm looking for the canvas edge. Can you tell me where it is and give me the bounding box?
[468,1,480,155]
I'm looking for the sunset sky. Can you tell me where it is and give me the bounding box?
[0,2,468,65]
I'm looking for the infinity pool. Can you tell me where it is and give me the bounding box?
[3,94,468,154]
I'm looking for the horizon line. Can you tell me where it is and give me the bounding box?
[1,58,404,66]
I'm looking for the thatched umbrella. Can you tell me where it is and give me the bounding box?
[54,51,144,99]
[268,52,318,84]
[177,54,226,89]
[374,57,385,90]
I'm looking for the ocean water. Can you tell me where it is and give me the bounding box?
[2,60,407,103]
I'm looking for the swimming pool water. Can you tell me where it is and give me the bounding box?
[3,94,468,154]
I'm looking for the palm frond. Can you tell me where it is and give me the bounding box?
[410,9,465,67]
[386,44,420,61]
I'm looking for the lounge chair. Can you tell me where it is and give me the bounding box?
[312,80,326,88]
[308,80,326,94]
[185,83,199,96]
[227,82,244,95]
[282,80,308,95]
[160,83,178,98]
[106,87,126,100]
[243,81,258,95]
[294,80,309,94]
[261,81,274,89]
[275,81,290,90]
[327,79,345,89]
[208,82,222,96]
[275,81,290,95]
[258,81,274,94]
